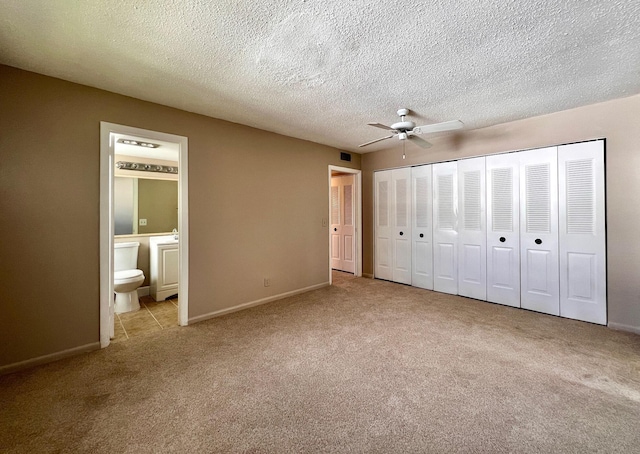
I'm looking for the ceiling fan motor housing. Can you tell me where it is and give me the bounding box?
[391,121,416,131]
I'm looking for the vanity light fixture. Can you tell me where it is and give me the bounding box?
[117,138,160,148]
[116,161,178,174]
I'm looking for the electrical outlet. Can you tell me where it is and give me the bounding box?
[264,278,270,287]
[139,218,147,226]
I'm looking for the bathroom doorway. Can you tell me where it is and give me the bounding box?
[99,122,189,348]
[328,166,362,285]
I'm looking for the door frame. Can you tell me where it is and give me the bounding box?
[328,166,362,284]
[99,122,189,348]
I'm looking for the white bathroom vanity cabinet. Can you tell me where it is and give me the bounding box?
[149,235,179,301]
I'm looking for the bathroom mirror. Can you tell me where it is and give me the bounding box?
[114,176,178,235]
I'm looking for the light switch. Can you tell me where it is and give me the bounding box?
[322,218,327,227]
[139,219,147,226]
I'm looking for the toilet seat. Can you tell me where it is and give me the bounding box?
[114,269,144,284]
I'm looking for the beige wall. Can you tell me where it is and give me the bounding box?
[362,93,640,331]
[0,65,360,367]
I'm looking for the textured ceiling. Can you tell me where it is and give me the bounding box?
[1,1,639,153]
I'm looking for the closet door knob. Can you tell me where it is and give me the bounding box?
[419,233,424,238]
[399,231,404,236]
[535,238,542,245]
[499,237,506,243]
[334,228,337,232]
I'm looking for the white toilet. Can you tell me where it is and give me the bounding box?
[113,242,145,313]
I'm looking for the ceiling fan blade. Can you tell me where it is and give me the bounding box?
[367,122,395,131]
[413,119,464,134]
[358,135,394,147]
[408,135,433,149]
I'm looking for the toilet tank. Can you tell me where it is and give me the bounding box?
[114,242,140,272]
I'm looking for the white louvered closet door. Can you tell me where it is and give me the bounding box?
[457,157,487,300]
[392,168,412,284]
[486,152,521,307]
[558,140,606,325]
[411,165,433,290]
[433,161,458,294]
[374,171,393,281]
[520,147,560,316]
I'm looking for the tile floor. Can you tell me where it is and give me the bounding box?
[112,295,179,343]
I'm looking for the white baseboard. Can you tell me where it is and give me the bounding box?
[608,321,640,335]
[362,273,374,279]
[137,286,150,297]
[188,282,330,325]
[0,342,101,376]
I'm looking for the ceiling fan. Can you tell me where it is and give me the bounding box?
[359,108,464,149]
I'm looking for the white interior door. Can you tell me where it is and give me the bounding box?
[392,168,412,284]
[486,152,521,307]
[433,161,458,294]
[331,175,355,272]
[457,157,487,300]
[411,165,433,290]
[520,147,560,315]
[375,170,393,281]
[558,140,606,324]
[341,176,356,273]
[330,179,341,270]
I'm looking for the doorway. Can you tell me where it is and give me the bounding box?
[328,166,362,285]
[99,122,189,348]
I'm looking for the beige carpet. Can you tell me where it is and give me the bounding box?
[2,273,640,453]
